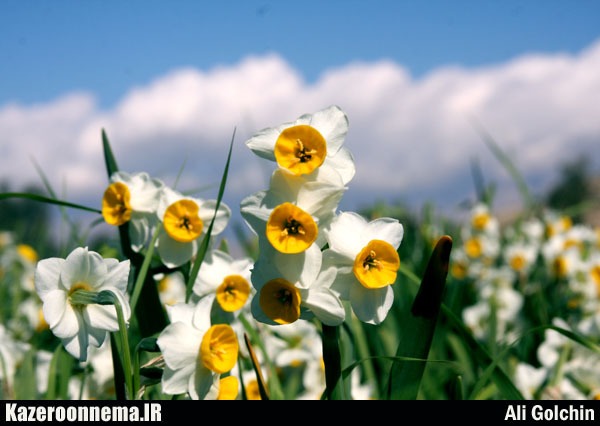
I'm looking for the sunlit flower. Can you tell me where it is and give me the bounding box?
[157,298,239,400]
[250,242,345,326]
[155,186,231,268]
[323,211,403,325]
[245,105,355,185]
[34,247,131,362]
[193,248,254,317]
[241,169,346,253]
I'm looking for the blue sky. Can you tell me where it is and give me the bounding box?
[3,0,599,107]
[2,1,600,252]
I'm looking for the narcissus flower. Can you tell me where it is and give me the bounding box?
[245,105,355,185]
[323,211,403,325]
[157,298,239,400]
[101,171,165,251]
[33,247,131,362]
[155,187,231,268]
[241,169,346,253]
[250,241,345,326]
[193,249,254,316]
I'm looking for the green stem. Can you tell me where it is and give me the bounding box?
[96,290,134,399]
[322,323,346,400]
[130,227,161,313]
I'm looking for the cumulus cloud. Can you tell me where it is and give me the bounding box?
[1,40,599,244]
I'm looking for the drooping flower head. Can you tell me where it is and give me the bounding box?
[33,247,131,362]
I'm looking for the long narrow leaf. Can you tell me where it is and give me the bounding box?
[185,128,236,302]
[102,128,119,178]
[442,305,524,399]
[471,119,534,210]
[0,192,100,214]
[386,235,452,399]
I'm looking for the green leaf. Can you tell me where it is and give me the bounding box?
[0,192,101,214]
[386,235,452,399]
[185,128,236,302]
[102,128,119,178]
[442,305,524,400]
[321,323,347,400]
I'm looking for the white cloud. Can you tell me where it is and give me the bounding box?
[1,39,599,240]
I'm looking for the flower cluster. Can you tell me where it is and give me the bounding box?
[451,203,600,399]
[241,105,404,326]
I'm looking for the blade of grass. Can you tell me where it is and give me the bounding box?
[102,129,119,178]
[471,119,534,210]
[185,128,236,302]
[0,192,101,214]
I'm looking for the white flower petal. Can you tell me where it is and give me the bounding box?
[85,304,119,332]
[100,259,131,294]
[45,294,79,338]
[62,332,89,362]
[325,212,367,257]
[161,363,196,395]
[274,244,322,289]
[34,258,64,296]
[156,233,195,268]
[324,146,355,185]
[303,105,349,155]
[364,218,404,248]
[165,302,195,325]
[198,199,231,236]
[240,191,270,237]
[157,322,201,370]
[190,363,217,400]
[61,247,107,290]
[245,126,280,161]
[303,287,345,326]
[350,284,394,325]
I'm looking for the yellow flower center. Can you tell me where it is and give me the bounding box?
[553,256,568,278]
[216,274,251,312]
[591,265,600,297]
[353,240,400,289]
[274,125,327,176]
[265,202,318,253]
[36,307,49,332]
[200,324,239,374]
[472,212,490,231]
[163,199,203,243]
[259,278,301,325]
[102,182,132,226]
[509,254,526,272]
[451,261,468,279]
[68,282,93,309]
[245,379,262,400]
[465,237,482,258]
[217,375,239,400]
[17,244,38,263]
